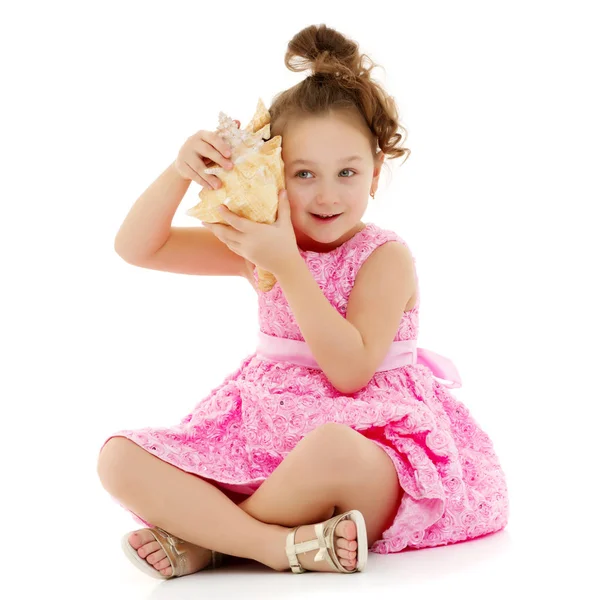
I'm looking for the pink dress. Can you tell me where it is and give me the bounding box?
[99,222,509,553]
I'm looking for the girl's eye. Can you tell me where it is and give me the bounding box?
[295,169,356,179]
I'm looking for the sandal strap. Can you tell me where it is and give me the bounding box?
[313,522,337,567]
[286,527,306,573]
[285,521,341,574]
[148,527,223,577]
[151,527,190,577]
[317,515,350,572]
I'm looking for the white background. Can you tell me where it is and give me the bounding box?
[2,0,598,598]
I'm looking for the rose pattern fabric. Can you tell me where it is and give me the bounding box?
[99,223,509,553]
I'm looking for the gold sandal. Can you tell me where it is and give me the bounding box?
[121,526,224,579]
[285,509,368,574]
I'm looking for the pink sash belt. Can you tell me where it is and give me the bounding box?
[256,331,462,389]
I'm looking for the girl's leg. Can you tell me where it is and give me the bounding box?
[98,437,287,571]
[238,423,404,546]
[97,423,403,572]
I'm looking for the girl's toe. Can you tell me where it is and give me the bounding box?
[340,519,358,540]
[155,557,171,571]
[336,538,349,550]
[138,541,159,558]
[337,538,357,551]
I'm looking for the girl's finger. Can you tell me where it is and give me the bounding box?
[182,159,213,188]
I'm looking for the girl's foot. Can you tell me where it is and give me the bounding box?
[280,518,359,572]
[128,529,213,577]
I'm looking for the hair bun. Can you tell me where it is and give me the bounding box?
[285,24,365,82]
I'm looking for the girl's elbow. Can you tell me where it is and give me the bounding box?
[335,375,370,395]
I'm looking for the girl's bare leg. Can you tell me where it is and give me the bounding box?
[97,423,403,574]
[237,423,403,535]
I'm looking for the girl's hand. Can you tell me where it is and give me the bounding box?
[201,189,299,277]
[174,120,241,189]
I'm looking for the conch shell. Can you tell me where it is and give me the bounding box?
[186,98,285,292]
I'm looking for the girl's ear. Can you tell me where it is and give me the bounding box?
[372,151,385,180]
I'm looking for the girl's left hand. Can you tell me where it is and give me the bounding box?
[201,189,299,277]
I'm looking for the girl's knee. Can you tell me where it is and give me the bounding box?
[310,422,356,441]
[301,423,366,474]
[97,436,141,494]
[305,423,350,451]
[307,424,397,481]
[310,423,365,450]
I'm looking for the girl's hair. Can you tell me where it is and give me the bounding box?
[269,24,410,171]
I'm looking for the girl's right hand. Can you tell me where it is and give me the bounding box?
[174,120,241,189]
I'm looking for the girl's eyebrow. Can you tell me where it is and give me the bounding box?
[289,155,364,167]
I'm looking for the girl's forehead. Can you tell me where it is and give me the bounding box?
[282,137,370,164]
[280,113,374,163]
[287,114,360,134]
[284,115,371,147]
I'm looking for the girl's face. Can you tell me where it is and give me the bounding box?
[281,111,384,253]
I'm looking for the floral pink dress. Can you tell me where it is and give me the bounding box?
[99,222,509,553]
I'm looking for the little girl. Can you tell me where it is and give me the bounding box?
[97,24,509,579]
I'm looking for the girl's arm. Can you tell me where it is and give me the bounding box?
[275,242,414,395]
[276,255,365,394]
[114,161,191,261]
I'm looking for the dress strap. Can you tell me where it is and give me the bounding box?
[256,331,462,389]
